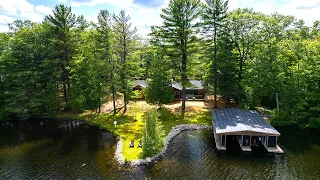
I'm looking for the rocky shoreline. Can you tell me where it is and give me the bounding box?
[114,124,212,167]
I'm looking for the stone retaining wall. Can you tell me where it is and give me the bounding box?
[114,124,212,167]
[114,137,125,165]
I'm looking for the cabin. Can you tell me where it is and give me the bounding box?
[131,80,148,99]
[131,80,205,100]
[132,80,147,91]
[171,80,204,100]
[212,108,284,154]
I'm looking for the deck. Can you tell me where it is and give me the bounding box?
[263,144,284,153]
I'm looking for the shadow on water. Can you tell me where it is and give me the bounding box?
[276,126,320,154]
[0,120,320,179]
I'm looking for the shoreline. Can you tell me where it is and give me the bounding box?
[114,124,212,167]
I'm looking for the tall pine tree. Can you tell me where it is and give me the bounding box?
[201,0,228,109]
[151,0,202,112]
[112,10,137,112]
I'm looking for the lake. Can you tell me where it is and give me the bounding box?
[0,120,319,179]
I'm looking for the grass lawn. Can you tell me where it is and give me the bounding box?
[54,100,213,161]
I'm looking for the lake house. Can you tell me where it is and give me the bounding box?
[212,108,284,154]
[132,80,205,100]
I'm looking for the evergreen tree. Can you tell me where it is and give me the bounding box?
[45,4,86,107]
[145,53,173,107]
[96,9,116,114]
[1,22,59,120]
[201,0,228,109]
[143,109,164,157]
[151,0,202,112]
[112,10,138,112]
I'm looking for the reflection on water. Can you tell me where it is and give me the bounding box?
[0,120,132,179]
[144,129,320,179]
[0,120,320,179]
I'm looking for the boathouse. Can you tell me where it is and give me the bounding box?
[212,108,284,154]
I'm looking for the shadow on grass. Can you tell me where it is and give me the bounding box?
[157,107,212,134]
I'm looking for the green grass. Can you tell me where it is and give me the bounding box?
[52,101,212,161]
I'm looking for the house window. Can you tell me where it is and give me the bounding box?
[194,90,198,95]
[175,92,180,98]
[186,90,194,94]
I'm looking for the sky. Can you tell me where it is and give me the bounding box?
[1,0,320,37]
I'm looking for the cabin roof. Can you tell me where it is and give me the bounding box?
[172,81,183,90]
[189,80,203,89]
[132,80,203,90]
[212,108,280,136]
[132,80,148,88]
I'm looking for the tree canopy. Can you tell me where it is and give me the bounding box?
[0,2,319,129]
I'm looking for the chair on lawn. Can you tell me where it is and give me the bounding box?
[137,140,142,148]
[129,139,134,148]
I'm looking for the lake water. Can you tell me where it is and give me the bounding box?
[0,120,319,179]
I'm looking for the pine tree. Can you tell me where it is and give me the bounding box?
[201,0,228,109]
[151,0,202,112]
[112,10,137,112]
[96,9,116,114]
[145,53,173,107]
[45,4,86,107]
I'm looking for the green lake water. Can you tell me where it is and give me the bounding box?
[0,120,319,179]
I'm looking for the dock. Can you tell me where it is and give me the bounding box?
[212,108,284,154]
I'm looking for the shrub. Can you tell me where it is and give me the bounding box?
[143,109,165,157]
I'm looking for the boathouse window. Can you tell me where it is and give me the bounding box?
[268,136,276,147]
[221,135,226,146]
[261,136,266,145]
[243,135,250,146]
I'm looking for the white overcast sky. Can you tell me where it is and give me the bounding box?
[1,0,320,36]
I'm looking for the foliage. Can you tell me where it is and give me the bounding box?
[112,10,138,112]
[145,53,173,107]
[150,0,203,112]
[131,90,143,100]
[142,109,164,157]
[45,4,87,107]
[1,1,320,129]
[1,23,59,120]
[201,0,229,108]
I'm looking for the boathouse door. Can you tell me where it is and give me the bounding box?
[226,135,241,154]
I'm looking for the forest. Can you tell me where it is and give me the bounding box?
[0,0,319,129]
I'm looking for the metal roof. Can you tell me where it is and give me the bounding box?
[212,108,280,136]
[172,81,183,90]
[131,80,148,88]
[132,80,203,90]
[188,80,203,89]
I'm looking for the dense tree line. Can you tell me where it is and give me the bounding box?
[0,1,319,128]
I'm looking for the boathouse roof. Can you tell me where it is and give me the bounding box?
[212,108,280,136]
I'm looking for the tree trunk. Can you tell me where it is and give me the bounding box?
[238,57,244,103]
[112,85,116,114]
[213,22,218,109]
[181,53,187,112]
[98,98,101,114]
[63,81,67,105]
[123,33,127,113]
